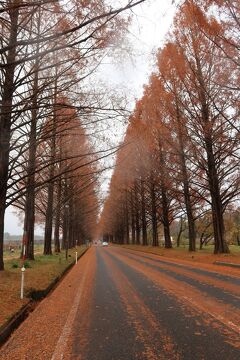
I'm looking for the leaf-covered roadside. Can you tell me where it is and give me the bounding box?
[119,245,240,267]
[0,246,87,328]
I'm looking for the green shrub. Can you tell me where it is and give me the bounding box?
[23,261,31,268]
[12,263,18,269]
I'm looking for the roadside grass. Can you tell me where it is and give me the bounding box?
[119,244,240,265]
[3,244,44,261]
[0,246,87,328]
[173,244,240,255]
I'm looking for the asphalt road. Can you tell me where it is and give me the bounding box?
[1,246,240,360]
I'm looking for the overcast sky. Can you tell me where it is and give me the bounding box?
[5,0,178,235]
[100,0,177,98]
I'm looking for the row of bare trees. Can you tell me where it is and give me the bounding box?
[99,0,240,254]
[0,0,146,270]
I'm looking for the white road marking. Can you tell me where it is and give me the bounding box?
[51,259,89,360]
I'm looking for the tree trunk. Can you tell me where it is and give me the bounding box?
[125,191,130,244]
[0,208,5,271]
[150,178,158,246]
[196,54,229,254]
[72,201,78,249]
[203,108,229,254]
[54,177,61,253]
[54,133,62,253]
[237,234,240,246]
[135,182,140,244]
[177,216,183,247]
[22,14,41,259]
[0,4,19,270]
[158,145,172,249]
[44,180,54,255]
[207,147,229,254]
[43,152,55,255]
[43,74,58,255]
[140,179,147,245]
[199,234,204,250]
[161,185,172,249]
[62,207,67,250]
[176,106,196,251]
[69,197,74,248]
[131,190,136,244]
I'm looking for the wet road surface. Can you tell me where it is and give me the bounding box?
[1,246,240,360]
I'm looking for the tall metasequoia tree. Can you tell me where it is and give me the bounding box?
[159,142,172,249]
[140,82,174,248]
[149,173,158,247]
[125,110,152,245]
[124,190,130,244]
[22,7,41,260]
[156,46,197,251]
[130,189,136,244]
[43,74,58,255]
[140,178,148,245]
[53,136,63,253]
[134,181,141,245]
[0,2,19,270]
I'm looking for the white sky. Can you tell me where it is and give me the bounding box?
[99,0,177,98]
[5,0,178,235]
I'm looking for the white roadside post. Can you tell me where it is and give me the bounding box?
[20,243,26,299]
[20,265,26,299]
[75,240,78,265]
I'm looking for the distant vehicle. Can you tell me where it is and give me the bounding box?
[102,242,108,246]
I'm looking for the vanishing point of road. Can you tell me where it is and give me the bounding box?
[1,246,240,360]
